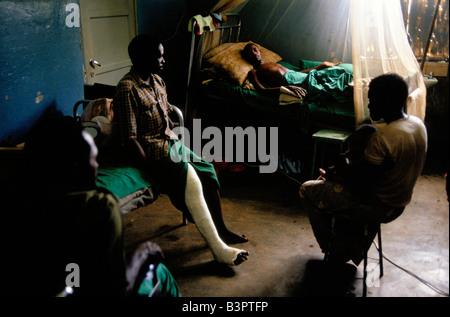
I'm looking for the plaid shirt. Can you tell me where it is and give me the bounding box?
[113,69,178,160]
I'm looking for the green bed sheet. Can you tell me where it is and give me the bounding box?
[96,165,154,199]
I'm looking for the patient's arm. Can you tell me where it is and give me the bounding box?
[248,70,307,97]
[247,62,309,97]
[300,61,342,73]
[247,69,281,95]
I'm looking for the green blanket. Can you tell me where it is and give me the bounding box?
[96,165,154,199]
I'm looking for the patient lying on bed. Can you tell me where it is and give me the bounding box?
[242,43,352,104]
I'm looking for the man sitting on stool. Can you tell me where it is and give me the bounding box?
[299,73,427,264]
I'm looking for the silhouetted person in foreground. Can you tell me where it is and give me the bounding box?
[299,73,427,265]
[1,111,180,296]
[0,111,125,296]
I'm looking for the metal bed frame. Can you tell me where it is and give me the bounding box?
[185,14,242,116]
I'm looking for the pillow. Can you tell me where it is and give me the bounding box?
[81,98,114,122]
[81,98,114,147]
[203,42,236,60]
[299,59,354,73]
[205,42,282,86]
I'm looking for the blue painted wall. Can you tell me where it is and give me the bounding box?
[0,0,84,144]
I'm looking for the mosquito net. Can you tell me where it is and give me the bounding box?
[351,0,427,126]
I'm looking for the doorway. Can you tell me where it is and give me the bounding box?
[80,0,137,86]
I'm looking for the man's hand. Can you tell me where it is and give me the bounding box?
[318,168,328,180]
[318,166,340,181]
[285,85,307,97]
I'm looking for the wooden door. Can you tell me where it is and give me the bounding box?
[80,0,137,86]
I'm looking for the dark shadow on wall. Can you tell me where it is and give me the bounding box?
[424,75,449,175]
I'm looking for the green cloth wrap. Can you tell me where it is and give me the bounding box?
[96,165,154,199]
[137,263,181,297]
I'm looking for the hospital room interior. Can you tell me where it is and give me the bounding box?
[0,0,449,298]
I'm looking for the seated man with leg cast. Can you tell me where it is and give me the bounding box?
[113,35,249,266]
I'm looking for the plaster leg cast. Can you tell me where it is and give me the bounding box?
[185,164,249,266]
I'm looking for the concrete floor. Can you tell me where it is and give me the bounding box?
[123,166,449,297]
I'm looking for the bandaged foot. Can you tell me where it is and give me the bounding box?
[185,164,249,266]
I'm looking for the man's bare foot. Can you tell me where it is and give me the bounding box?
[219,229,248,244]
[233,251,249,266]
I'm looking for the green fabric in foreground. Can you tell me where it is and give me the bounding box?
[137,263,181,297]
[96,165,154,199]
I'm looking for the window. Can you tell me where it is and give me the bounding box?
[402,0,449,62]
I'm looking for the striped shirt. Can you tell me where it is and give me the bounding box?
[113,69,178,160]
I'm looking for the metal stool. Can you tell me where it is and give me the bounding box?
[362,223,383,297]
[325,216,383,297]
